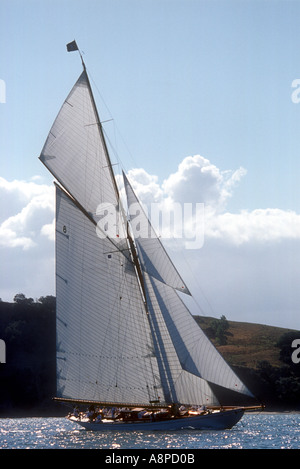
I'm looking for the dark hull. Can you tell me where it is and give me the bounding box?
[69,408,245,431]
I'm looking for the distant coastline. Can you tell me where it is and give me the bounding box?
[0,297,299,417]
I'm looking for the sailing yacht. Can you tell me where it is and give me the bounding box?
[39,42,261,431]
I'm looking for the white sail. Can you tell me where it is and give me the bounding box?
[144,274,254,402]
[55,185,162,406]
[39,70,127,248]
[123,172,190,295]
[143,272,218,406]
[39,55,256,415]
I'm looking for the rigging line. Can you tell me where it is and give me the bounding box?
[114,229,162,401]
[105,255,154,399]
[82,91,91,221]
[100,119,114,124]
[166,235,216,318]
[78,205,89,396]
[101,125,125,175]
[124,173,190,295]
[120,259,159,402]
[82,66,120,207]
[87,68,139,172]
[83,70,130,254]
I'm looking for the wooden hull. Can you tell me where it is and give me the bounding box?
[69,408,245,431]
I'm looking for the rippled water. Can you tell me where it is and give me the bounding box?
[0,413,299,449]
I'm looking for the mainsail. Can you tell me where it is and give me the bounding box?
[55,184,161,405]
[40,54,254,409]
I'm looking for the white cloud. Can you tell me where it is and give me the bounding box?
[122,168,164,205]
[0,178,54,250]
[1,156,299,328]
[40,219,55,241]
[205,208,300,245]
[123,156,300,329]
[0,176,51,201]
[162,155,247,211]
[125,155,300,246]
[0,177,55,301]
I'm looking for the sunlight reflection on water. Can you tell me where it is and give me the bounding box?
[0,413,299,449]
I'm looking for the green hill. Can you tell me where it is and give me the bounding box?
[195,316,295,368]
[195,315,300,409]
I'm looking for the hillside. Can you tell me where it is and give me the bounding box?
[0,298,299,415]
[195,316,294,368]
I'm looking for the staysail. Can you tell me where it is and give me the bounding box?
[123,174,254,404]
[40,50,254,409]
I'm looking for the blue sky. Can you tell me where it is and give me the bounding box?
[2,0,300,211]
[1,0,300,330]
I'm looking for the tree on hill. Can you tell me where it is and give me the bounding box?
[208,315,230,345]
[37,296,56,312]
[13,293,34,305]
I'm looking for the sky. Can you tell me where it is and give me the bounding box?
[1,0,300,330]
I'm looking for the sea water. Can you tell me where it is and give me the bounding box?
[0,413,299,450]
